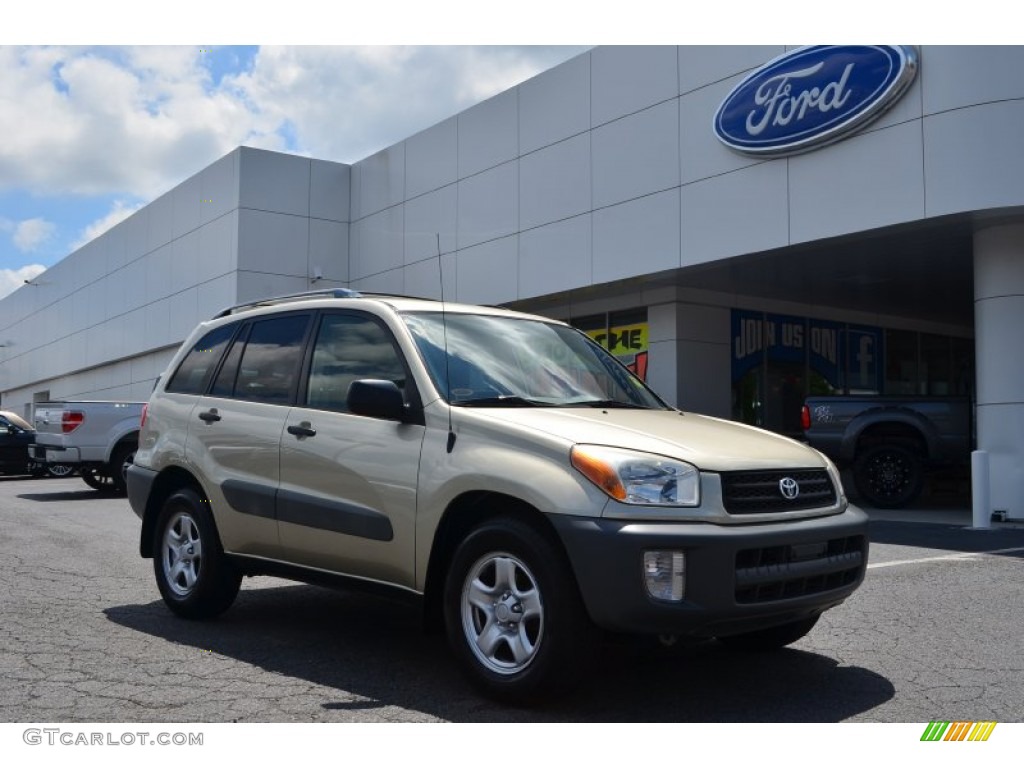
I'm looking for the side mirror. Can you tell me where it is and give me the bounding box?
[347,379,407,422]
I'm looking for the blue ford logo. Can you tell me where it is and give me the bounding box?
[714,46,918,157]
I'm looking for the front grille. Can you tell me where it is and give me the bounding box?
[735,535,866,604]
[720,469,836,514]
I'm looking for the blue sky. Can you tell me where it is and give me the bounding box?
[0,43,589,297]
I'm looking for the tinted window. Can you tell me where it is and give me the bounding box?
[230,315,311,404]
[306,314,406,413]
[165,323,238,394]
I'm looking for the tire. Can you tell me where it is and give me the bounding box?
[853,444,923,508]
[81,467,116,491]
[46,463,75,478]
[443,516,597,705]
[152,488,241,620]
[717,615,820,652]
[109,442,137,495]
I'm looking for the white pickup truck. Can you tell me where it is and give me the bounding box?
[30,401,144,494]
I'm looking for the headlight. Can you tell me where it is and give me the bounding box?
[571,445,700,506]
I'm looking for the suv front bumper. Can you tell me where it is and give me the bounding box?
[548,505,868,637]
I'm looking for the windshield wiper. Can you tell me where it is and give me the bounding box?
[455,395,552,407]
[570,399,653,409]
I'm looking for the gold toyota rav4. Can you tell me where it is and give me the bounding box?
[128,289,868,703]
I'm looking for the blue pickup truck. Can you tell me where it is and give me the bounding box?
[801,397,973,508]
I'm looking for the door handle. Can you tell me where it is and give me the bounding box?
[287,423,316,438]
[198,409,221,423]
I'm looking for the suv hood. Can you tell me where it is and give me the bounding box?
[470,407,825,472]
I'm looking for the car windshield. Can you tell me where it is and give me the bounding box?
[401,311,667,409]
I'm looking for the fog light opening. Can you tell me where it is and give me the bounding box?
[643,550,685,602]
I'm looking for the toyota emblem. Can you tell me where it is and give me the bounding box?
[779,477,800,500]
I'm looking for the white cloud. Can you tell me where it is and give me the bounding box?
[0,45,588,204]
[12,217,56,252]
[71,200,144,251]
[0,263,46,299]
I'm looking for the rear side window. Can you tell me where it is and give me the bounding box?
[224,314,311,404]
[165,324,238,394]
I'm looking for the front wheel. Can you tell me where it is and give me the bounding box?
[717,615,820,652]
[853,444,923,508]
[153,488,240,620]
[443,517,596,705]
[46,463,75,478]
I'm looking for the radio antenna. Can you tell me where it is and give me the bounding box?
[438,233,456,453]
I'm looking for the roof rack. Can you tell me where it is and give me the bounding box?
[211,288,362,319]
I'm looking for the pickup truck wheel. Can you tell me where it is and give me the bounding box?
[153,488,240,620]
[110,443,136,495]
[46,463,75,478]
[717,615,820,652]
[81,468,115,491]
[853,444,923,508]
[443,517,595,704]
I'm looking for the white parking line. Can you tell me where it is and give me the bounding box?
[867,546,1024,570]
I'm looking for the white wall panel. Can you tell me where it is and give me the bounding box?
[405,117,458,200]
[518,215,591,299]
[352,144,405,219]
[404,184,457,265]
[592,100,679,209]
[122,206,149,264]
[351,206,404,279]
[309,219,349,283]
[678,45,784,95]
[458,89,518,178]
[681,160,789,264]
[457,162,517,250]
[196,210,238,283]
[790,121,925,244]
[679,76,765,185]
[200,149,239,225]
[310,159,351,223]
[922,46,1024,115]
[145,244,174,302]
[169,229,201,295]
[519,134,591,231]
[142,298,171,353]
[925,100,1024,217]
[146,191,175,255]
[593,189,680,284]
[236,272,307,304]
[351,268,404,295]
[457,236,519,305]
[591,46,677,126]
[239,147,311,217]
[172,172,202,239]
[519,51,590,154]
[167,288,199,346]
[236,209,309,278]
[196,274,237,319]
[404,254,456,301]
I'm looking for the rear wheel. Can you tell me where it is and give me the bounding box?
[81,467,116,491]
[110,442,136,495]
[153,488,240,619]
[853,444,923,508]
[443,516,596,704]
[46,463,75,478]
[717,615,820,652]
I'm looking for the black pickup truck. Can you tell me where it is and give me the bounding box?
[801,397,972,508]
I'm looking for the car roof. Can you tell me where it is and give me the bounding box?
[210,289,560,325]
[0,410,33,430]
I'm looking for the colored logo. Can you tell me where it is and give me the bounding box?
[921,721,997,742]
[714,46,918,157]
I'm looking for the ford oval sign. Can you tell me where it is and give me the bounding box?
[714,46,918,157]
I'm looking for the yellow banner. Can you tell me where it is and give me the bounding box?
[587,323,648,357]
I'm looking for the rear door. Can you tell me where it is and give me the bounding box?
[185,312,313,560]
[277,310,425,588]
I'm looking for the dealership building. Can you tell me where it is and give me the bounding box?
[1,45,1022,518]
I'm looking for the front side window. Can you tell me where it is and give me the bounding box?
[306,314,407,413]
[402,312,666,409]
